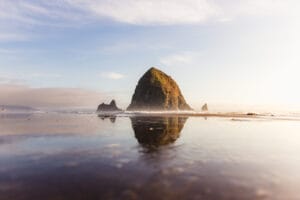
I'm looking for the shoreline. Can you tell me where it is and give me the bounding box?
[1,110,299,121]
[99,111,300,121]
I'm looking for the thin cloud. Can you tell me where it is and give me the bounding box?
[160,52,200,67]
[60,0,300,25]
[0,0,299,42]
[0,33,29,42]
[223,0,292,17]
[0,76,24,85]
[0,48,19,54]
[68,0,220,25]
[100,72,125,80]
[0,0,89,42]
[29,73,62,78]
[0,72,62,84]
[0,0,297,27]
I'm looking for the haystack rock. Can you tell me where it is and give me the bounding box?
[127,67,192,111]
[97,100,122,112]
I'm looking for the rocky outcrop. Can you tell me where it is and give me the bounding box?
[201,103,208,112]
[97,100,122,112]
[127,67,192,111]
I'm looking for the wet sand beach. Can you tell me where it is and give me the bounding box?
[1,112,300,200]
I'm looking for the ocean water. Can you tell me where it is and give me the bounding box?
[0,112,300,200]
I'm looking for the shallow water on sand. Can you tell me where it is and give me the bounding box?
[0,113,300,200]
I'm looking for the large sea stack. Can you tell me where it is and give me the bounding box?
[127,67,192,111]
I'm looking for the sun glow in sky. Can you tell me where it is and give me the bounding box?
[0,0,300,111]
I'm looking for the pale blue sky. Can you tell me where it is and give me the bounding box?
[0,0,300,110]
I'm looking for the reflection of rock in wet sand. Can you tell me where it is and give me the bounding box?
[130,116,188,147]
[99,115,116,123]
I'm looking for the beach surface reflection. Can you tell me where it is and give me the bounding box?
[0,113,300,200]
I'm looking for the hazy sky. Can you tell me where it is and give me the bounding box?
[0,0,300,110]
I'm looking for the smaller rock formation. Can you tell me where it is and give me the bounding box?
[97,100,122,112]
[201,103,208,112]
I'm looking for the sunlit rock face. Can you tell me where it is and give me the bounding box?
[127,67,192,111]
[130,116,188,148]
